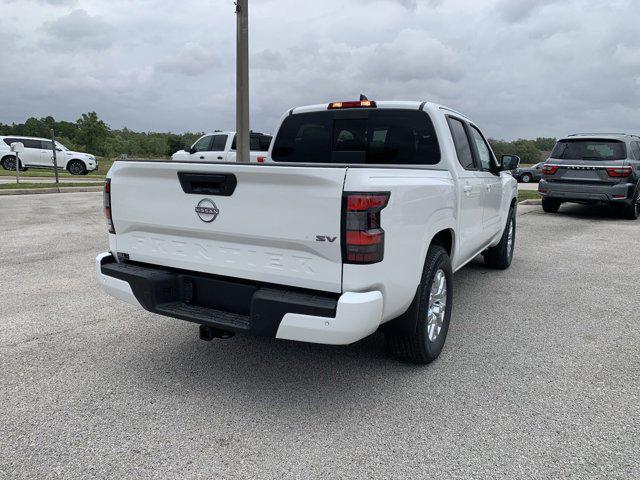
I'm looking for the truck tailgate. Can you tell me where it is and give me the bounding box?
[109,161,346,293]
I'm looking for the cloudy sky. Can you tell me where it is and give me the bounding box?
[1,0,639,139]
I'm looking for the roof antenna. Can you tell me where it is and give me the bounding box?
[360,94,369,101]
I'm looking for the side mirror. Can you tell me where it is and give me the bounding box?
[189,147,197,154]
[501,154,520,171]
[10,142,24,154]
[56,147,63,152]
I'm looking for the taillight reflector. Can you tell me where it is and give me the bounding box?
[606,167,633,178]
[328,100,377,110]
[104,179,115,234]
[542,165,559,175]
[343,192,389,265]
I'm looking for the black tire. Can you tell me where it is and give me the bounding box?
[521,173,532,183]
[620,190,639,220]
[542,198,561,213]
[1,156,27,171]
[385,245,453,365]
[67,160,87,175]
[2,155,16,170]
[484,206,516,270]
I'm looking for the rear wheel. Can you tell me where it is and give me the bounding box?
[484,206,516,270]
[521,173,532,183]
[2,156,28,171]
[542,198,561,213]
[620,190,640,220]
[67,160,87,175]
[1,156,14,170]
[385,245,453,365]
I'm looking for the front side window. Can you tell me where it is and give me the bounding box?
[469,126,494,172]
[447,117,475,170]
[210,135,228,152]
[192,136,212,153]
[41,140,53,150]
[551,140,627,161]
[272,110,441,165]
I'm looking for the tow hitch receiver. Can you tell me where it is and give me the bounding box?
[199,325,235,341]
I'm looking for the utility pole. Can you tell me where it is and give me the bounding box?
[235,0,250,163]
[50,129,61,193]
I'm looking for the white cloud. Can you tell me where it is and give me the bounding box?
[0,0,639,139]
[41,9,114,52]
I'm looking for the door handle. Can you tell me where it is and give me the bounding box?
[217,156,223,160]
[463,185,473,196]
[199,156,205,160]
[486,184,491,192]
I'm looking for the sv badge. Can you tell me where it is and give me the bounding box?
[316,235,337,243]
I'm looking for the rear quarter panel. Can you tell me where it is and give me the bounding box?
[343,168,455,323]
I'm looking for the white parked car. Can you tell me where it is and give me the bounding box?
[0,136,98,175]
[97,99,520,364]
[171,131,272,163]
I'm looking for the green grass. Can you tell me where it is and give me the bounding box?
[0,159,112,178]
[0,182,103,190]
[518,190,541,201]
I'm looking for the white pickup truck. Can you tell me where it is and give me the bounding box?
[171,131,272,163]
[97,100,519,364]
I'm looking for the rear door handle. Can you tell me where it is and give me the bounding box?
[463,185,473,193]
[217,156,223,160]
[199,156,205,160]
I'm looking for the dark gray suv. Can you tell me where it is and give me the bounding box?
[539,134,640,219]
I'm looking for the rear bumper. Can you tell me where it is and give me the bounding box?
[539,179,636,204]
[96,252,383,345]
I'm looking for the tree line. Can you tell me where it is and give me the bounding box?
[0,113,201,159]
[1,112,556,164]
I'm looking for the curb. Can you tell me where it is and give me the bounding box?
[518,199,542,205]
[0,186,103,196]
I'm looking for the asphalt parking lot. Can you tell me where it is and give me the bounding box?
[1,192,638,479]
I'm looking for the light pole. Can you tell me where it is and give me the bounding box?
[51,129,61,192]
[235,0,250,163]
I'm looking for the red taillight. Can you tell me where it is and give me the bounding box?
[104,179,115,234]
[343,192,389,264]
[328,100,377,110]
[542,165,559,175]
[606,167,633,178]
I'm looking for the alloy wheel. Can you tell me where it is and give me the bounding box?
[427,269,447,342]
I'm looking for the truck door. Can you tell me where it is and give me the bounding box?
[447,117,486,264]
[468,125,503,240]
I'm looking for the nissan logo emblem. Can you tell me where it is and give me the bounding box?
[195,199,220,223]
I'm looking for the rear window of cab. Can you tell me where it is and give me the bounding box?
[272,109,441,165]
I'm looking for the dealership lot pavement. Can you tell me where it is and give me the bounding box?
[1,192,638,479]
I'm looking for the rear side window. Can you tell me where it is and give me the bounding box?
[272,110,440,165]
[551,139,627,160]
[231,135,272,152]
[210,135,227,152]
[631,142,640,160]
[41,140,53,150]
[447,117,475,170]
[22,139,42,149]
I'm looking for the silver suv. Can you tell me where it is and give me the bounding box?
[539,134,640,219]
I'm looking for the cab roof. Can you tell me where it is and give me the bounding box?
[289,100,474,123]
